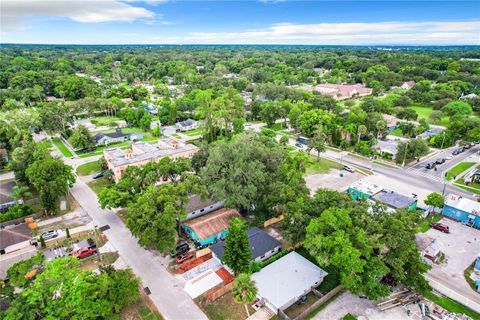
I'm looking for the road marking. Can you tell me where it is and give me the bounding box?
[406,168,443,182]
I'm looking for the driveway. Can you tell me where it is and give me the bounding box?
[69,179,207,320]
[423,218,480,312]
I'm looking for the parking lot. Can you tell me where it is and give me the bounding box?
[305,169,363,194]
[424,218,480,309]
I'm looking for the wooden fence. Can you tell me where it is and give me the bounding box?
[264,214,284,228]
[291,285,344,320]
[206,281,234,302]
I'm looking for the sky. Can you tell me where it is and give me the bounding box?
[1,0,479,45]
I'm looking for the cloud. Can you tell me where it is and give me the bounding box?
[168,21,480,45]
[1,0,156,33]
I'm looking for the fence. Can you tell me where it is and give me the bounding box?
[206,281,234,302]
[264,214,284,228]
[290,285,344,320]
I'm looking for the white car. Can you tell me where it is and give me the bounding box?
[40,230,59,240]
[445,155,453,160]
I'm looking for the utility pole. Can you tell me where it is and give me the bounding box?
[440,131,446,150]
[402,140,409,167]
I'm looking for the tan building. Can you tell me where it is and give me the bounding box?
[304,83,372,100]
[104,139,198,182]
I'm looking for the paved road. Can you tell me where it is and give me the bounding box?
[70,179,208,320]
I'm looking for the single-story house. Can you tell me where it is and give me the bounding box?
[400,81,415,90]
[373,139,400,159]
[182,208,241,246]
[144,105,158,115]
[347,181,383,201]
[382,114,399,131]
[415,234,441,265]
[251,251,328,314]
[210,227,281,263]
[310,83,372,101]
[371,190,418,210]
[443,194,480,228]
[150,120,161,130]
[417,128,443,140]
[94,129,143,146]
[121,98,133,104]
[176,119,198,132]
[183,195,224,221]
[160,126,177,136]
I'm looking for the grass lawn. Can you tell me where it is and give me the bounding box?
[284,292,318,319]
[269,122,288,131]
[343,315,357,320]
[306,156,343,175]
[445,162,475,181]
[304,290,343,320]
[171,133,182,138]
[121,296,163,320]
[90,116,122,126]
[389,128,404,137]
[418,213,442,233]
[76,161,101,176]
[183,129,203,137]
[195,292,254,320]
[52,137,73,157]
[423,291,480,319]
[87,177,112,194]
[454,177,480,194]
[463,261,477,291]
[407,104,449,126]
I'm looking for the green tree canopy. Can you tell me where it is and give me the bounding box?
[222,217,252,275]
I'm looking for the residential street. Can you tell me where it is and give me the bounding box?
[69,179,208,320]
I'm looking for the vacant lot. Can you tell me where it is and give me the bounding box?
[196,292,254,320]
[76,161,101,176]
[306,156,343,175]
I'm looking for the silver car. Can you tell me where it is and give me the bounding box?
[40,230,58,240]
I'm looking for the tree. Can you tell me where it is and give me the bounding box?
[357,125,367,145]
[232,273,258,318]
[260,102,279,127]
[395,139,429,165]
[126,184,188,253]
[26,157,75,214]
[9,141,50,185]
[397,121,416,138]
[222,218,252,275]
[442,101,472,117]
[68,125,94,150]
[3,257,140,319]
[396,109,418,122]
[12,185,32,202]
[279,135,289,145]
[424,192,444,209]
[308,126,326,162]
[375,120,387,139]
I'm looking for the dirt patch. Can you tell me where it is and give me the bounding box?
[121,289,163,320]
[196,292,255,320]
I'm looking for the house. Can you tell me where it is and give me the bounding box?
[121,98,133,104]
[176,119,198,132]
[94,129,143,146]
[415,234,441,265]
[160,126,177,136]
[400,81,416,90]
[373,139,400,159]
[210,227,281,262]
[183,195,224,221]
[310,83,373,101]
[371,190,417,210]
[417,128,443,140]
[460,93,478,100]
[442,194,480,228]
[150,120,161,130]
[347,181,417,210]
[104,141,199,182]
[382,114,399,131]
[182,208,241,246]
[157,137,182,149]
[144,105,158,116]
[251,251,328,314]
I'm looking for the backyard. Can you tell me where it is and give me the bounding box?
[445,162,475,181]
[195,292,254,320]
[407,104,449,126]
[52,137,73,157]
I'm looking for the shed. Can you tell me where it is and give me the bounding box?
[210,227,281,262]
[182,208,241,246]
[251,251,328,314]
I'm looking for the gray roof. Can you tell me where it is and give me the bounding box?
[251,252,328,311]
[372,190,416,209]
[95,129,128,140]
[183,195,219,213]
[178,119,197,127]
[210,227,281,261]
[106,143,198,167]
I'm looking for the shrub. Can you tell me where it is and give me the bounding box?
[0,204,33,223]
[90,119,98,125]
[6,253,44,288]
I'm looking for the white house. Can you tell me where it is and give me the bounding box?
[176,119,198,132]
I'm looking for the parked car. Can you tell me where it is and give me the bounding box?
[435,158,445,165]
[295,142,303,148]
[463,144,471,149]
[452,149,461,155]
[343,165,355,173]
[92,172,104,179]
[430,222,450,233]
[40,230,58,240]
[82,147,96,153]
[71,245,98,259]
[445,154,453,160]
[175,251,194,264]
[170,241,189,257]
[425,162,436,169]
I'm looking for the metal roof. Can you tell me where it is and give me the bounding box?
[372,190,416,209]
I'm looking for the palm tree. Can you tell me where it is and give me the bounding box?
[357,125,367,145]
[232,273,258,318]
[12,185,32,203]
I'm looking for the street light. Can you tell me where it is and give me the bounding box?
[440,131,446,150]
[402,140,409,167]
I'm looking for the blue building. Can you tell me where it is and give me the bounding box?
[442,194,480,228]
